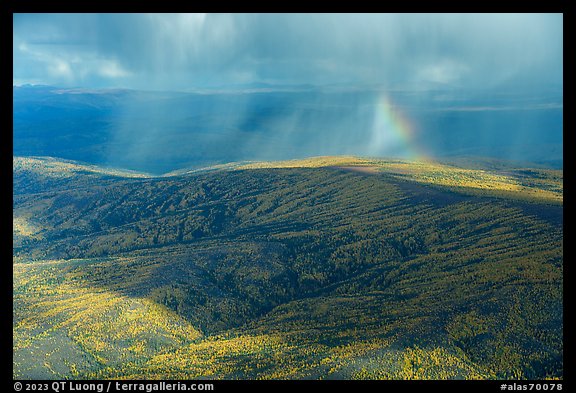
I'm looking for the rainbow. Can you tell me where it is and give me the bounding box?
[369,94,429,162]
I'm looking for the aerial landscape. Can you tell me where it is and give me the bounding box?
[13,13,562,380]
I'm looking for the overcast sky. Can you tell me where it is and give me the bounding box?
[13,13,563,92]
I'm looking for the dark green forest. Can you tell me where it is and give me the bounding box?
[13,156,562,380]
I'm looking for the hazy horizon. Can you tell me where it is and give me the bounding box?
[13,13,563,172]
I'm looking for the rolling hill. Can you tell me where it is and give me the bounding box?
[13,156,563,380]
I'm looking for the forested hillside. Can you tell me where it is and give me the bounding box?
[13,156,563,380]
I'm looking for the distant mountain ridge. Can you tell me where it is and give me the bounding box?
[13,85,563,174]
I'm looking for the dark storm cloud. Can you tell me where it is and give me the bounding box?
[13,13,563,91]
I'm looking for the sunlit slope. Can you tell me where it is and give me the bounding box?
[13,156,562,379]
[238,156,563,203]
[14,258,201,379]
[14,156,151,179]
